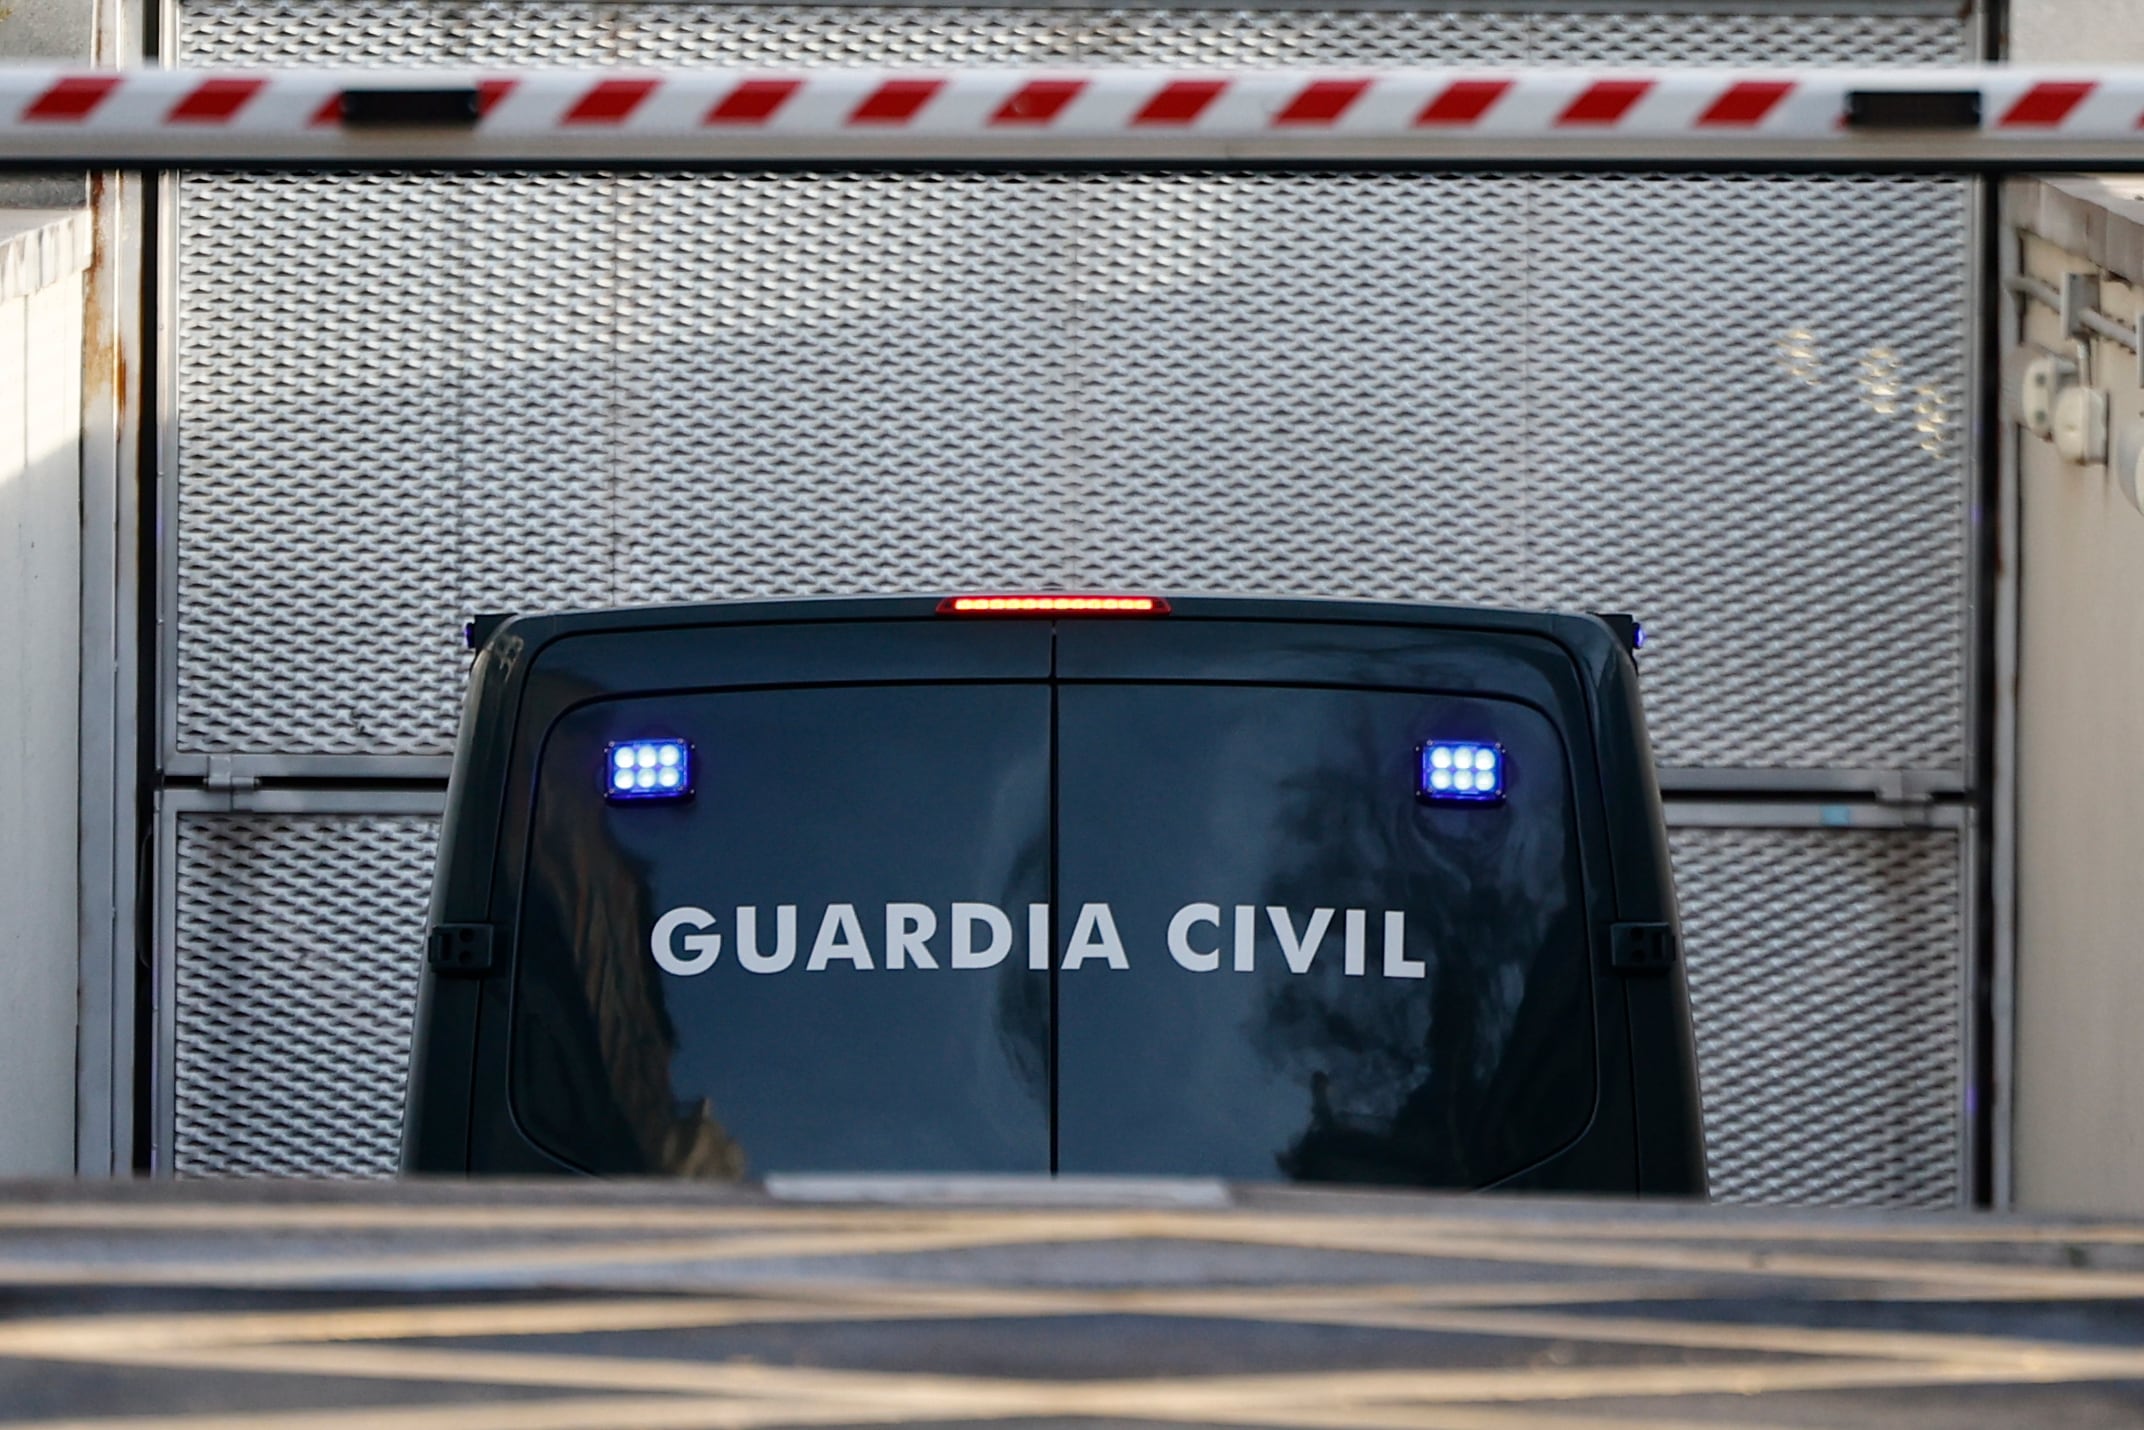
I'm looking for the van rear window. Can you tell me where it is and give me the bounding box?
[1051,683,1593,1188]
[510,684,1053,1177]
[509,677,1594,1186]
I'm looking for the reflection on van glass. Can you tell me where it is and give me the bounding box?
[514,684,750,1181]
[1257,704,1581,1188]
[1054,685,1592,1190]
[514,682,1055,1181]
[510,679,1592,1191]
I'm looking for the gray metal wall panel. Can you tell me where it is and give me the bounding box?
[172,2,1975,775]
[0,236,88,1176]
[177,177,466,757]
[174,4,1974,69]
[170,810,436,1177]
[1669,821,1967,1208]
[1526,176,1971,773]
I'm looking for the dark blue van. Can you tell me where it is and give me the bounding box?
[404,594,1706,1196]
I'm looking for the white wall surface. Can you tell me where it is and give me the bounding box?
[2009,0,2144,62]
[2012,206,2144,1214]
[0,212,88,1176]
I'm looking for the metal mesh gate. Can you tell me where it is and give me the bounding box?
[161,0,1984,1200]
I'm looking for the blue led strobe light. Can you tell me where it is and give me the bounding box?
[606,739,692,801]
[1418,741,1506,804]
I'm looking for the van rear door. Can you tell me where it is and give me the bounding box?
[1052,621,1603,1189]
[503,625,1054,1178]
[478,603,1624,1189]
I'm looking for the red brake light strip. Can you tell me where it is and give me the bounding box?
[939,594,1170,615]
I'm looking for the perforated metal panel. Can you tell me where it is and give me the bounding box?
[1526,176,1970,773]
[177,2,1969,70]
[169,810,437,1177]
[172,2,1975,774]
[1671,822,1968,1208]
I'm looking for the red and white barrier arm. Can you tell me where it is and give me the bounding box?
[3,65,2144,167]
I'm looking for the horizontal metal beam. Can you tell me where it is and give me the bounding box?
[5,64,2144,169]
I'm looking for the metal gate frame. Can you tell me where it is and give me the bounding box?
[44,0,2014,1197]
[146,205,1999,1198]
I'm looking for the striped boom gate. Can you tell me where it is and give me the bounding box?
[2,64,2144,167]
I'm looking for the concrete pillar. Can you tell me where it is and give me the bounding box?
[0,0,97,1175]
[2007,179,2144,1214]
[0,214,90,1175]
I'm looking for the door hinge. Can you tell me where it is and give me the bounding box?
[1609,922,1677,975]
[427,923,495,977]
[1868,771,1937,808]
[203,754,260,794]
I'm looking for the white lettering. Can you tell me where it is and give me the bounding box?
[735,904,797,974]
[806,903,873,971]
[1062,902,1129,970]
[1167,903,1222,971]
[1267,906,1334,974]
[952,902,1013,969]
[885,903,938,969]
[657,901,1394,979]
[651,906,722,976]
[1027,902,1051,971]
[1383,909,1425,979]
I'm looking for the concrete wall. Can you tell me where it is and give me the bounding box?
[0,212,90,1176]
[2009,0,2144,61]
[2008,181,2144,1214]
